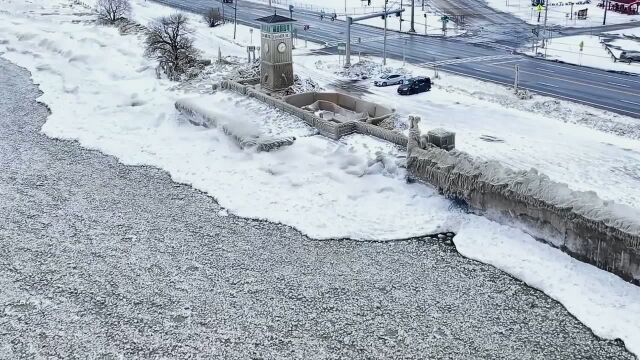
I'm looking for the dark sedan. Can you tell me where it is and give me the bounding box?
[397,77,431,95]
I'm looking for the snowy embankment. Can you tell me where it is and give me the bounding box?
[525,27,640,74]
[1,0,640,355]
[485,0,640,28]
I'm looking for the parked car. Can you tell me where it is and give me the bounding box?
[397,76,431,95]
[620,51,640,63]
[373,74,407,87]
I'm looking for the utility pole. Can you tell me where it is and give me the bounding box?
[514,64,519,93]
[345,7,404,67]
[410,0,415,32]
[424,13,427,34]
[346,17,352,67]
[543,1,549,47]
[289,5,295,48]
[400,0,403,32]
[570,2,573,20]
[383,0,388,65]
[221,1,225,24]
[233,1,237,40]
[603,0,609,25]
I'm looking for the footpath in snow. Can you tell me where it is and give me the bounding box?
[0,0,639,356]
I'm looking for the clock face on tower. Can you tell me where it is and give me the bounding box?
[277,42,287,53]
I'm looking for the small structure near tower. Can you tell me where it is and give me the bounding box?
[256,13,296,91]
[425,128,455,151]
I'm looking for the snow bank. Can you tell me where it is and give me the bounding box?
[175,95,311,151]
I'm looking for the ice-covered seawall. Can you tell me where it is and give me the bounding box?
[407,118,640,284]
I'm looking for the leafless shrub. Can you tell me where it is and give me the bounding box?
[144,13,201,80]
[95,0,131,25]
[204,8,223,28]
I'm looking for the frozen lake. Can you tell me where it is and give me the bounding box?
[0,57,633,358]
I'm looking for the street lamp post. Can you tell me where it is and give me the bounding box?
[233,1,237,39]
[410,0,416,32]
[542,0,549,47]
[400,0,403,32]
[603,0,609,25]
[383,0,388,65]
[221,0,225,24]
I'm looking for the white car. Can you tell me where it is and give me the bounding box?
[373,74,407,87]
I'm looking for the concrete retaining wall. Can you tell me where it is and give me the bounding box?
[283,92,394,124]
[355,122,408,148]
[406,118,640,284]
[217,80,407,144]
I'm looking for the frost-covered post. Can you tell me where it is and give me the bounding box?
[408,115,421,152]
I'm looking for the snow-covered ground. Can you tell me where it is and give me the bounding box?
[297,55,640,209]
[1,0,640,356]
[486,0,640,27]
[525,27,640,73]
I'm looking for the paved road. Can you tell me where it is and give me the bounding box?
[152,0,640,119]
[428,0,533,46]
[0,58,635,358]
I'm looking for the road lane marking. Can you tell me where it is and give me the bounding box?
[536,67,555,73]
[620,99,640,106]
[490,59,523,65]
[538,82,559,88]
[471,68,492,73]
[532,61,640,85]
[487,63,640,96]
[607,81,631,88]
[438,67,640,118]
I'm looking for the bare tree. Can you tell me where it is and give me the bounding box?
[95,0,131,24]
[144,14,201,80]
[203,8,223,28]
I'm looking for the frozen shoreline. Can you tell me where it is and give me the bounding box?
[7,56,632,358]
[1,0,640,355]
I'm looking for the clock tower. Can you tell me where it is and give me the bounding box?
[256,13,295,91]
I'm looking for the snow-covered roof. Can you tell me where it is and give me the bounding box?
[255,14,296,23]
